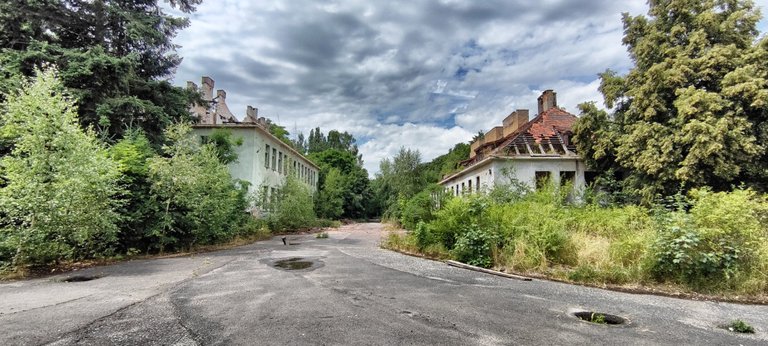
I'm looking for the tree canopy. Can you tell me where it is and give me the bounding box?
[0,0,202,146]
[574,0,768,201]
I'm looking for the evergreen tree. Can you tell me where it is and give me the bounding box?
[0,0,202,146]
[574,0,767,201]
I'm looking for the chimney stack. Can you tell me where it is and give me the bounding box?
[502,109,529,137]
[216,89,227,101]
[247,106,258,118]
[186,81,197,90]
[243,106,259,124]
[537,90,557,114]
[201,76,214,101]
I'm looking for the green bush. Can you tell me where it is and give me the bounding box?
[0,69,122,268]
[148,123,251,251]
[651,188,768,290]
[400,189,439,230]
[451,225,500,268]
[263,175,316,231]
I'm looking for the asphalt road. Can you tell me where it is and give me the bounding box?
[1,223,766,345]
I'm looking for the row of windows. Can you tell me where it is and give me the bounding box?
[265,144,316,186]
[446,170,577,196]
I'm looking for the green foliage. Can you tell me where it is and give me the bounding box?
[399,187,441,230]
[651,188,767,290]
[388,176,768,294]
[0,0,201,147]
[316,232,329,239]
[308,136,373,219]
[574,0,768,201]
[148,123,250,251]
[377,147,427,218]
[420,143,470,183]
[263,175,317,231]
[204,129,243,164]
[0,69,122,267]
[109,131,160,252]
[728,319,755,333]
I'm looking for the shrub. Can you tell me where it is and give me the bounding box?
[148,123,251,251]
[400,189,438,230]
[650,188,768,290]
[451,225,500,268]
[0,69,122,268]
[263,175,316,231]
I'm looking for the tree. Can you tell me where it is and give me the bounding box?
[0,0,202,146]
[574,0,768,201]
[148,123,250,251]
[204,128,243,165]
[264,175,317,231]
[0,69,122,267]
[375,147,426,217]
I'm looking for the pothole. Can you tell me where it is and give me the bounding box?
[273,257,314,270]
[574,311,626,325]
[61,274,102,282]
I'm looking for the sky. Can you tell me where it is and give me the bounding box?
[169,0,768,176]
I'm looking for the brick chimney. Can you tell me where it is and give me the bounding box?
[216,89,226,101]
[537,90,557,114]
[201,76,214,101]
[502,109,529,137]
[243,106,259,124]
[186,81,197,90]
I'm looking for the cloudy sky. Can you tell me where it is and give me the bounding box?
[169,0,768,175]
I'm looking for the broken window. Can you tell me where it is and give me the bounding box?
[272,148,277,171]
[560,171,575,187]
[265,144,270,168]
[535,171,551,190]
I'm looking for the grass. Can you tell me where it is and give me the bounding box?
[728,319,755,334]
[316,232,329,239]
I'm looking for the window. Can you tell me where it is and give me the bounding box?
[476,176,480,191]
[560,171,575,187]
[293,160,297,175]
[535,171,551,190]
[284,156,289,175]
[468,179,472,193]
[461,182,465,194]
[200,135,209,144]
[278,152,283,174]
[271,148,277,170]
[265,144,270,168]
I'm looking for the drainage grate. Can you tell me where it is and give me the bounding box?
[574,311,626,325]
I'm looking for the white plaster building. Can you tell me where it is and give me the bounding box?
[186,77,319,210]
[440,90,593,196]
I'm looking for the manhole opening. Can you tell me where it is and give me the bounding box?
[574,311,625,325]
[274,257,313,270]
[62,275,102,282]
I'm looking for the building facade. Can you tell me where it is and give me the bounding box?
[440,90,591,196]
[186,76,319,210]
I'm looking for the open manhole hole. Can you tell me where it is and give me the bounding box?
[574,311,626,325]
[274,257,314,270]
[61,274,102,282]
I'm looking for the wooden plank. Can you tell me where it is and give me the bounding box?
[445,260,533,281]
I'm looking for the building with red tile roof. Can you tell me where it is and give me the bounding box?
[440,90,592,196]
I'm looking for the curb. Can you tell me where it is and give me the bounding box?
[445,260,533,281]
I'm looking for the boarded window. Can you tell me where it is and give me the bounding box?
[265,144,270,168]
[535,171,551,190]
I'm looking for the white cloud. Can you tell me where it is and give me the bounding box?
[166,0,766,176]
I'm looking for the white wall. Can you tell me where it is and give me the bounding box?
[192,126,318,202]
[440,157,586,196]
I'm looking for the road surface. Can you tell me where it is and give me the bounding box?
[1,223,766,345]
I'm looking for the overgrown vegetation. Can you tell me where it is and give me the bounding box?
[0,70,259,273]
[384,181,768,296]
[728,319,755,334]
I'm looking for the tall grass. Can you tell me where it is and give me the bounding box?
[383,184,768,296]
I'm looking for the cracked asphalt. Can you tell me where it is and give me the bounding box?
[1,223,767,345]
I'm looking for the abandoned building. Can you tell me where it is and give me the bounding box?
[187,76,319,211]
[439,90,591,195]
